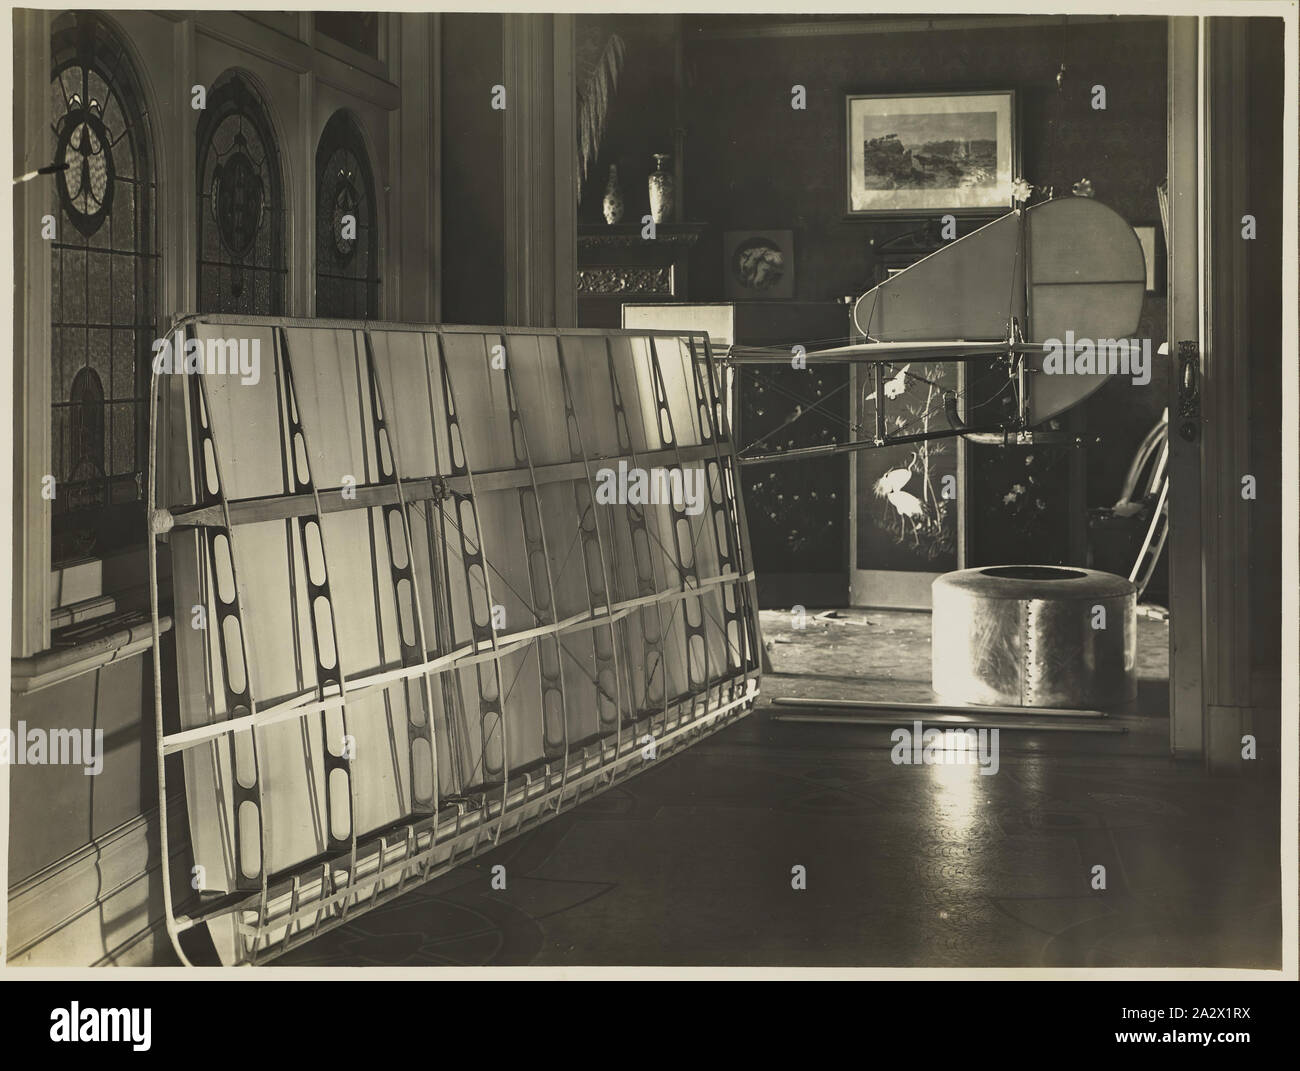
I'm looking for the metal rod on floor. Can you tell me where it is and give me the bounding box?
[770,697,1110,718]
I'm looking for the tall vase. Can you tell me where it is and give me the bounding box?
[648,153,674,224]
[601,165,624,225]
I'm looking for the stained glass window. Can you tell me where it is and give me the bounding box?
[49,12,157,565]
[315,110,380,318]
[196,73,286,316]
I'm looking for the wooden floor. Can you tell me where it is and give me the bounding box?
[269,610,1281,969]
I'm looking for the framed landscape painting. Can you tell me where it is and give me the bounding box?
[845,90,1017,217]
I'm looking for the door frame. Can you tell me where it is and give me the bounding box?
[1165,16,1205,760]
[1166,14,1293,770]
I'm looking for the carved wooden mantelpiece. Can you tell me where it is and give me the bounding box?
[576,222,705,327]
[577,265,674,295]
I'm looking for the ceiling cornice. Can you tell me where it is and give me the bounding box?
[688,14,1161,44]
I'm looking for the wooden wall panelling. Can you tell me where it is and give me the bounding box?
[8,12,51,957]
[395,14,440,321]
[11,7,53,660]
[297,70,315,317]
[503,14,577,327]
[1201,18,1261,771]
[439,15,505,325]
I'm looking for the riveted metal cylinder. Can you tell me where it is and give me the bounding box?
[931,566,1137,709]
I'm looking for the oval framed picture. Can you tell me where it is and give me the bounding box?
[723,230,794,299]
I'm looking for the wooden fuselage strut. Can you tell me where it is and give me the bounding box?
[728,197,1149,466]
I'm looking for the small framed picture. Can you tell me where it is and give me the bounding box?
[845,90,1017,217]
[723,230,794,299]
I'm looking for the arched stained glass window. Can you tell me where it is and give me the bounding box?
[197,73,286,315]
[315,110,380,318]
[49,12,156,564]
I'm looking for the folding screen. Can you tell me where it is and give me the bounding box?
[149,317,761,965]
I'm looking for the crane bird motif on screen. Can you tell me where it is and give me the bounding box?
[862,363,911,403]
[873,454,929,548]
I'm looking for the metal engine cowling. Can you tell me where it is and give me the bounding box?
[931,565,1137,709]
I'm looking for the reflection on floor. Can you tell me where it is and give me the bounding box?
[274,609,1281,969]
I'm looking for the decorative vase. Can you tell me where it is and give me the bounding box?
[648,153,674,224]
[601,165,624,225]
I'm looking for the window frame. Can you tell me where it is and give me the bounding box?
[315,109,381,319]
[195,70,288,317]
[47,10,160,569]
[12,10,169,659]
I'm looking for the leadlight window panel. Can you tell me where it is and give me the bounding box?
[49,12,157,566]
[196,74,287,316]
[315,110,380,319]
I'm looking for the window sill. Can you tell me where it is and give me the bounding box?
[10,612,173,696]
